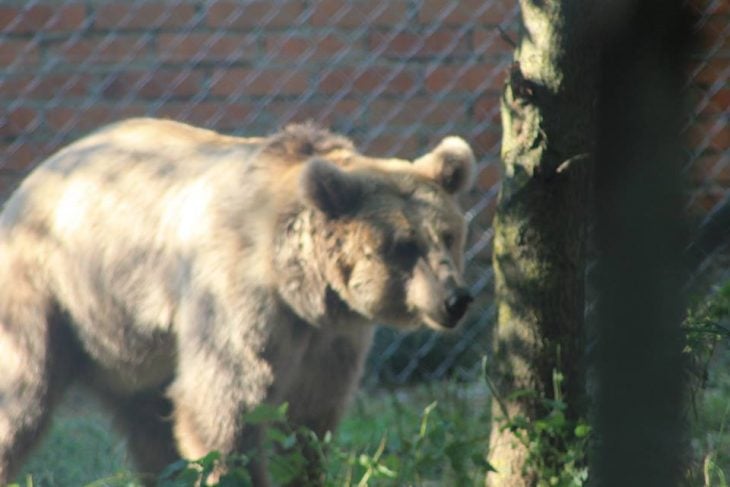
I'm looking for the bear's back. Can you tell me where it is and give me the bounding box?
[1,119,266,245]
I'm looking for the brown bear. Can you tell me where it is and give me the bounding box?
[0,118,475,485]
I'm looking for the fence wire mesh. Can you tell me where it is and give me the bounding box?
[0,0,727,385]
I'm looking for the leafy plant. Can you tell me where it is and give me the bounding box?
[484,358,590,487]
[158,390,493,486]
[684,281,730,485]
[684,281,730,391]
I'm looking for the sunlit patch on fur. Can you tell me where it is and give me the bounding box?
[160,181,212,244]
[53,180,97,236]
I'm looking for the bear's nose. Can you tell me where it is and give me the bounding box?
[445,287,473,326]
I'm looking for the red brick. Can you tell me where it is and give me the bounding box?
[0,4,86,34]
[708,87,730,113]
[474,26,517,58]
[477,162,501,191]
[690,154,730,185]
[0,40,40,67]
[45,104,152,135]
[689,188,726,213]
[158,33,258,64]
[309,0,409,28]
[712,123,730,151]
[418,0,517,26]
[94,2,196,30]
[710,0,729,14]
[691,58,729,86]
[46,105,115,133]
[474,95,502,124]
[687,119,730,153]
[686,0,707,14]
[208,104,254,131]
[103,70,205,99]
[266,99,360,127]
[154,102,253,131]
[425,63,508,93]
[155,103,217,123]
[469,127,502,155]
[363,132,421,158]
[690,85,730,119]
[0,74,92,99]
[207,1,304,29]
[711,175,730,193]
[0,107,41,137]
[115,105,156,120]
[50,36,154,65]
[370,29,470,58]
[211,68,308,97]
[470,197,497,230]
[369,97,468,126]
[0,143,45,172]
[265,34,350,61]
[0,173,22,199]
[697,16,730,52]
[319,67,417,95]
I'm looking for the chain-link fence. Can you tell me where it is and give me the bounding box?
[1,0,727,385]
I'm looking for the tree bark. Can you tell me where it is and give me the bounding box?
[487,1,597,485]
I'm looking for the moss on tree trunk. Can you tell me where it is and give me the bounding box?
[487,1,596,484]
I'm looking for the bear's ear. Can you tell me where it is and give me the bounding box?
[300,159,363,218]
[413,136,476,194]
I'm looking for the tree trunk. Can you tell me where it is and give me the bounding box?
[591,1,691,485]
[487,1,597,485]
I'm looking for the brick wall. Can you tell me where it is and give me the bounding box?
[1,1,725,209]
[0,1,517,195]
[686,0,730,213]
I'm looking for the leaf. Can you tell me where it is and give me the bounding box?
[199,451,222,462]
[218,469,253,487]
[471,452,497,472]
[157,467,201,487]
[419,401,438,438]
[374,464,398,478]
[158,458,194,480]
[266,428,297,449]
[358,453,372,467]
[381,454,401,473]
[269,451,306,484]
[506,389,538,401]
[547,410,566,430]
[242,403,288,424]
[574,423,591,438]
[543,399,567,412]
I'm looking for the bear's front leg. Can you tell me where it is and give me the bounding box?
[172,400,269,485]
[168,292,277,486]
[169,351,274,486]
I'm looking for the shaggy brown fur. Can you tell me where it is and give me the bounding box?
[0,118,475,485]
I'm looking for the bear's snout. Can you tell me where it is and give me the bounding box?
[444,286,473,327]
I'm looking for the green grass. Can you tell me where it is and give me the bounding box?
[16,390,132,487]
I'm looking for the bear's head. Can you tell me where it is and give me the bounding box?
[296,136,476,331]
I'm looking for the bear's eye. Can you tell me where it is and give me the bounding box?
[442,232,455,248]
[391,238,421,269]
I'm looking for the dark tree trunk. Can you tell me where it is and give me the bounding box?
[487,1,597,484]
[591,1,692,485]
